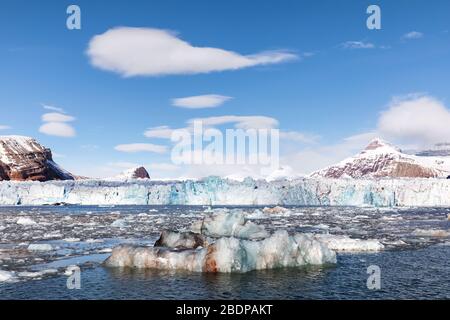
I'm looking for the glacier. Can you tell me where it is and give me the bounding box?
[1,176,450,207]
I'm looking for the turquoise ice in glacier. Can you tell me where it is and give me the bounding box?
[0,176,449,207]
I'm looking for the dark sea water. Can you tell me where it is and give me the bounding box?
[0,205,449,299]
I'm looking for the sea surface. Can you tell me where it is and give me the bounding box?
[0,205,449,299]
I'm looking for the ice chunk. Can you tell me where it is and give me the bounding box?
[104,231,336,273]
[412,229,450,237]
[111,219,127,228]
[17,269,58,278]
[313,234,384,251]
[27,243,53,251]
[16,217,37,225]
[63,238,81,242]
[154,230,206,249]
[200,210,269,240]
[0,270,16,282]
[262,206,290,215]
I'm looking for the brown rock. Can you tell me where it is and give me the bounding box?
[0,136,74,181]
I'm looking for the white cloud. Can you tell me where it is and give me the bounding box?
[87,27,297,77]
[144,126,176,139]
[341,41,375,49]
[188,115,279,130]
[114,143,167,153]
[0,125,11,130]
[378,95,450,147]
[402,31,424,40]
[41,104,65,113]
[39,122,76,137]
[39,111,76,138]
[42,112,75,122]
[172,94,232,109]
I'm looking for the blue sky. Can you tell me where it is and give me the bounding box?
[1,0,450,178]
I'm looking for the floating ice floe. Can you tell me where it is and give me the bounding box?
[312,234,384,252]
[104,210,337,273]
[412,229,450,238]
[262,206,290,215]
[16,217,37,225]
[17,269,58,278]
[0,270,16,282]
[27,244,53,251]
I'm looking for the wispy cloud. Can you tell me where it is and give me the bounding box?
[39,105,76,138]
[41,113,75,122]
[0,125,11,130]
[114,143,167,153]
[144,126,175,139]
[41,103,65,113]
[172,94,232,109]
[187,115,279,130]
[340,41,375,49]
[87,27,297,77]
[402,31,424,40]
[39,112,76,138]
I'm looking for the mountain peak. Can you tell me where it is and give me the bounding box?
[109,166,150,180]
[364,138,400,152]
[311,138,450,179]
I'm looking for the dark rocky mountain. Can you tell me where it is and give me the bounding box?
[0,136,74,181]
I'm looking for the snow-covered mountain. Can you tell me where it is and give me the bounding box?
[107,166,150,181]
[311,138,450,179]
[0,136,74,181]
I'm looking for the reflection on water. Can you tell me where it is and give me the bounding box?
[104,264,334,299]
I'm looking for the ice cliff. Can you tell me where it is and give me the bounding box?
[1,176,450,207]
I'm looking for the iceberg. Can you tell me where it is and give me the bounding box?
[104,210,337,273]
[1,176,450,207]
[0,270,16,282]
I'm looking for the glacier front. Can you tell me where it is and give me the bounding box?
[1,176,450,207]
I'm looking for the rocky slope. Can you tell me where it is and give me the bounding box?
[0,136,74,181]
[311,138,450,179]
